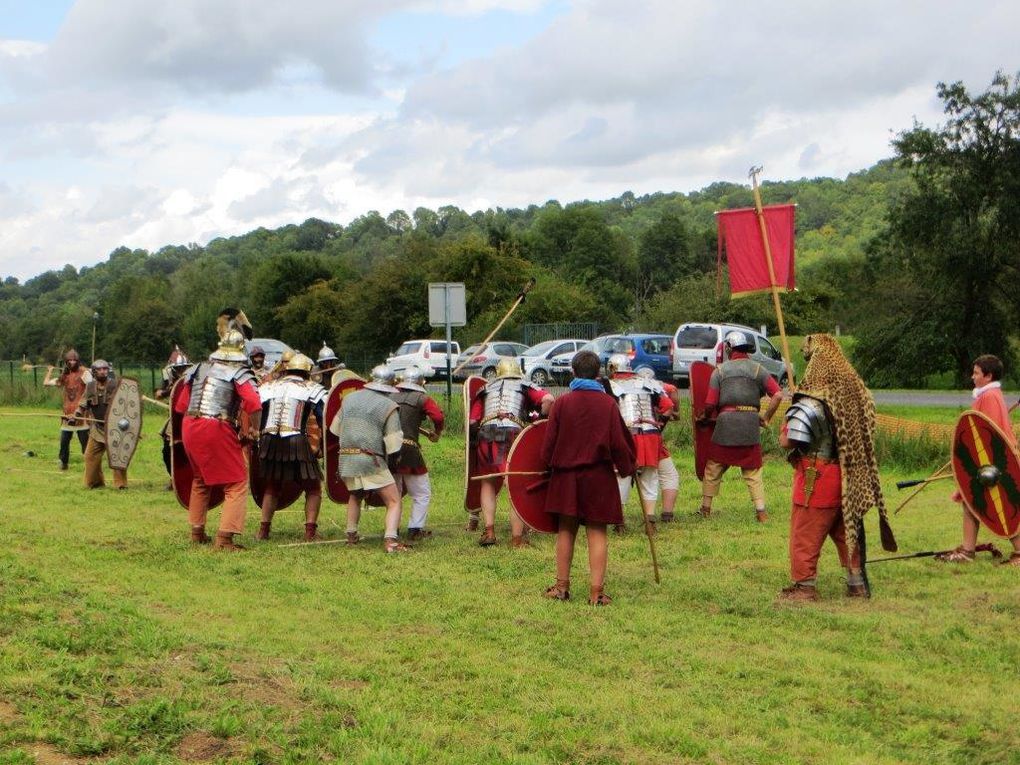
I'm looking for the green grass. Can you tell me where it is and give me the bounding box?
[1,408,1019,764]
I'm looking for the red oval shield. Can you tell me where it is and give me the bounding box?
[952,409,1020,539]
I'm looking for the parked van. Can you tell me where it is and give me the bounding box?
[387,339,461,379]
[671,322,788,387]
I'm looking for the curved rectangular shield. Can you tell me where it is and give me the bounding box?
[506,420,556,533]
[463,376,487,512]
[952,409,1020,539]
[170,380,224,511]
[325,375,366,504]
[106,377,142,471]
[690,361,715,481]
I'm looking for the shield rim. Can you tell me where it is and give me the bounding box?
[324,375,366,504]
[463,376,486,512]
[690,360,715,482]
[248,440,305,511]
[170,379,224,511]
[952,408,1020,539]
[105,377,142,471]
[506,420,556,533]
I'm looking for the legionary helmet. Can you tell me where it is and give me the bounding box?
[607,353,632,375]
[167,345,190,368]
[725,330,754,352]
[285,352,314,374]
[210,329,248,363]
[366,363,397,393]
[91,358,111,371]
[398,365,427,392]
[496,358,523,378]
[216,307,253,341]
[317,342,339,366]
[248,345,266,360]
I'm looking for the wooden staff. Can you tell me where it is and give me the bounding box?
[749,166,796,392]
[470,470,547,481]
[893,461,952,514]
[641,512,661,584]
[0,411,103,425]
[450,277,536,378]
[143,395,170,410]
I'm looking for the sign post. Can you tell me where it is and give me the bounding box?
[428,283,466,402]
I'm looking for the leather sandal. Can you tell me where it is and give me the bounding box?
[465,514,480,532]
[345,531,360,546]
[511,533,531,548]
[478,526,497,547]
[1000,552,1020,567]
[778,582,818,601]
[213,532,245,551]
[543,580,570,600]
[934,546,975,563]
[697,506,711,518]
[660,512,675,523]
[255,522,272,541]
[383,537,412,553]
[190,526,211,545]
[588,586,612,606]
[755,509,769,523]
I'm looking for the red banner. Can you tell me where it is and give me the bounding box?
[717,204,796,297]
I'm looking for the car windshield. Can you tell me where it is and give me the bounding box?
[394,342,422,355]
[247,339,290,353]
[677,326,718,350]
[522,340,558,357]
[460,345,481,357]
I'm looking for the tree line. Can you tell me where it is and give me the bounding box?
[2,73,1018,388]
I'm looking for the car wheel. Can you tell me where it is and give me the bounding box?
[531,369,549,386]
[482,367,497,380]
[779,373,790,390]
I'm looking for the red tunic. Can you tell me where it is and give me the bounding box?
[782,424,842,508]
[174,378,262,485]
[541,389,637,524]
[704,352,781,469]
[974,385,1017,448]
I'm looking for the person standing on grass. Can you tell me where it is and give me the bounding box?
[469,358,553,548]
[608,354,674,533]
[329,364,409,553]
[541,351,637,606]
[72,359,128,490]
[698,331,783,523]
[43,349,91,471]
[936,354,1020,566]
[175,326,262,550]
[636,367,681,523]
[154,345,191,483]
[389,365,445,542]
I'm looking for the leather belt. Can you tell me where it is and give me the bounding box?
[720,405,758,412]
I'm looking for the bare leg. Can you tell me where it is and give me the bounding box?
[378,483,403,539]
[509,507,525,537]
[304,491,321,526]
[480,480,498,528]
[586,523,609,590]
[346,496,362,534]
[962,509,980,551]
[555,516,579,582]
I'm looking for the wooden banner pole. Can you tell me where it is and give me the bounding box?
[749,166,796,391]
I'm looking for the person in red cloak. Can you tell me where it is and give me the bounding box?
[173,327,262,550]
[541,351,637,605]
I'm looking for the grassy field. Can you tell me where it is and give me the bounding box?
[1,407,1019,765]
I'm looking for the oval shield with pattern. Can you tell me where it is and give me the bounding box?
[106,377,142,471]
[952,409,1020,539]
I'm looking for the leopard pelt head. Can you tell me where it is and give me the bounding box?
[798,334,893,553]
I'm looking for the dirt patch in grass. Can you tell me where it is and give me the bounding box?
[175,731,239,762]
[27,743,89,764]
[332,679,368,691]
[0,699,19,723]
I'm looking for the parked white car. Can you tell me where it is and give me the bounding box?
[387,339,461,379]
[518,339,588,386]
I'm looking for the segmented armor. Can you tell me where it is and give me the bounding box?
[610,377,663,434]
[784,394,837,460]
[260,376,327,437]
[184,362,257,419]
[479,378,535,441]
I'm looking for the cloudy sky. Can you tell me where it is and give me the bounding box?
[1,0,1017,280]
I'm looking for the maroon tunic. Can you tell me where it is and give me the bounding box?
[541,389,637,524]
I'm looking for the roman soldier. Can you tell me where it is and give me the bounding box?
[389,365,445,541]
[43,349,91,470]
[248,345,270,385]
[698,331,783,522]
[313,341,344,387]
[778,334,894,600]
[328,364,409,553]
[72,359,127,489]
[255,352,327,541]
[636,366,681,522]
[609,355,674,532]
[174,322,262,550]
[155,345,191,480]
[469,358,553,547]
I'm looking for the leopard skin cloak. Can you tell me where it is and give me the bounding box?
[797,334,897,553]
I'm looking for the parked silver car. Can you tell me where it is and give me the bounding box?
[387,339,461,379]
[671,322,788,386]
[518,339,588,386]
[454,341,529,380]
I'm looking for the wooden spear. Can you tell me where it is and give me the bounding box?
[450,277,537,379]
